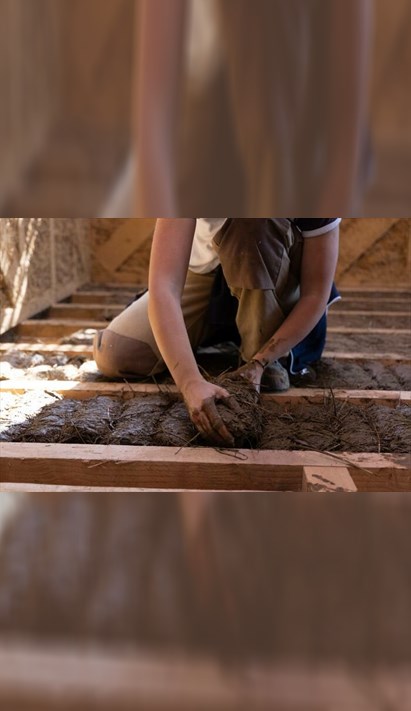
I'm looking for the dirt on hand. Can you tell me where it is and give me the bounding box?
[212,375,264,448]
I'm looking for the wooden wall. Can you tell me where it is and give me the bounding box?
[0,219,90,335]
[90,218,155,286]
[88,218,411,289]
[337,218,411,286]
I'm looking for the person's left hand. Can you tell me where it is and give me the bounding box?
[229,360,264,392]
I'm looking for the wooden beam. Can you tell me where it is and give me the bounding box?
[0,444,409,492]
[329,310,410,317]
[338,287,411,296]
[302,466,358,492]
[81,282,141,291]
[0,343,95,357]
[49,304,124,320]
[338,283,411,296]
[327,327,411,335]
[0,380,407,407]
[0,483,153,493]
[0,643,391,711]
[328,314,409,329]
[1,342,410,364]
[71,290,140,304]
[336,218,398,277]
[333,298,410,312]
[95,219,154,272]
[323,351,410,363]
[16,319,107,338]
[16,321,407,340]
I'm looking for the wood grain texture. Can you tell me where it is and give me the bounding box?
[302,466,358,493]
[1,444,409,492]
[0,380,407,406]
[16,319,106,338]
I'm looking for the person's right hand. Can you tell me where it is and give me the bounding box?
[182,379,240,447]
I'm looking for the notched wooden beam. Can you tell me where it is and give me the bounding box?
[302,466,357,492]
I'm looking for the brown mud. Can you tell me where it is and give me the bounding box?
[259,399,410,454]
[312,358,411,391]
[2,392,409,454]
[326,332,411,356]
[215,375,263,448]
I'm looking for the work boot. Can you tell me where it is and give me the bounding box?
[260,360,290,392]
[289,365,317,387]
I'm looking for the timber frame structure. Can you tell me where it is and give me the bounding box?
[1,283,410,493]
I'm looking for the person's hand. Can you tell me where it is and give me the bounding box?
[229,359,264,392]
[182,379,240,447]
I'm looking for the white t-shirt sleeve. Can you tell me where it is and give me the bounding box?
[189,218,227,274]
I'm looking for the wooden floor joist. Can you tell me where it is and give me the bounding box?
[49,304,124,320]
[328,312,410,329]
[302,466,358,493]
[338,286,410,295]
[322,351,410,363]
[46,305,409,329]
[333,298,410,312]
[1,380,409,406]
[1,341,410,364]
[16,319,107,338]
[327,326,410,335]
[70,290,141,304]
[1,443,410,492]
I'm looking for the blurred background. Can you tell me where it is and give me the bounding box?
[0,493,411,709]
[0,0,410,216]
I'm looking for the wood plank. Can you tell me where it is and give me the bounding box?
[333,299,410,312]
[0,483,157,493]
[16,319,107,338]
[329,310,410,317]
[0,381,407,407]
[0,343,95,357]
[71,289,144,304]
[1,444,409,492]
[302,466,358,492]
[336,218,398,277]
[1,342,410,364]
[0,643,388,711]
[0,444,303,491]
[327,327,411,335]
[338,286,411,296]
[328,313,410,329]
[80,282,142,291]
[49,304,124,320]
[96,219,154,272]
[323,351,410,363]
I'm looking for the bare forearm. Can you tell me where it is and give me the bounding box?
[148,218,202,396]
[148,290,202,395]
[253,294,329,366]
